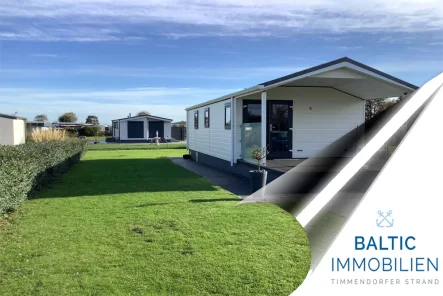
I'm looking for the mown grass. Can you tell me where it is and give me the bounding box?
[87,142,186,150]
[0,149,310,296]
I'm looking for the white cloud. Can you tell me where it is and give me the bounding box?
[1,65,305,81]
[162,31,278,39]
[0,26,148,42]
[330,46,362,50]
[0,0,442,41]
[30,53,59,58]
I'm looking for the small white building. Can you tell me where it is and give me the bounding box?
[185,57,418,172]
[111,114,173,142]
[0,113,27,146]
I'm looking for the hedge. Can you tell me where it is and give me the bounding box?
[0,139,88,216]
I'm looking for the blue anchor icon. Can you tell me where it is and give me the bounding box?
[376,210,394,228]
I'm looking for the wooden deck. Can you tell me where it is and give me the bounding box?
[264,155,387,174]
[264,159,307,173]
[264,157,351,173]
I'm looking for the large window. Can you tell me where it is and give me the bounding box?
[194,110,199,129]
[243,100,262,123]
[204,107,210,128]
[224,103,231,129]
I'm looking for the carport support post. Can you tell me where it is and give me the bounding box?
[231,96,235,166]
[261,91,267,167]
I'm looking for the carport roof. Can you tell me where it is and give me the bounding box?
[260,57,418,89]
[185,57,419,110]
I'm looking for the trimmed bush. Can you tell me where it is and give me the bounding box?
[0,139,87,215]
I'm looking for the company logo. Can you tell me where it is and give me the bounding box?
[376,210,394,228]
[331,209,439,275]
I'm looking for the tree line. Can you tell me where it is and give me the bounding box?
[32,111,152,124]
[365,97,402,121]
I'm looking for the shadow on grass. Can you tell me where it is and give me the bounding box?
[188,198,240,203]
[87,145,186,151]
[133,202,176,208]
[37,158,219,199]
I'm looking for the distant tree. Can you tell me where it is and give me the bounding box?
[79,126,102,137]
[172,121,186,127]
[86,115,99,125]
[58,112,78,123]
[34,114,48,121]
[365,98,400,121]
[136,111,150,116]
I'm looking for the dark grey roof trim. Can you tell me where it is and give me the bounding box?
[261,57,419,90]
[0,113,27,120]
[113,114,173,122]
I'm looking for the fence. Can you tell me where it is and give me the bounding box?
[171,126,186,141]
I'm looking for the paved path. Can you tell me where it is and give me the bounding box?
[170,158,251,198]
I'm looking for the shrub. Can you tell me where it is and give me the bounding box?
[250,146,269,172]
[79,126,102,137]
[0,139,88,216]
[28,128,67,142]
[65,128,79,137]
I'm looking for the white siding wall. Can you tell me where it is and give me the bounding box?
[187,98,232,162]
[119,120,127,139]
[163,122,172,140]
[12,119,26,145]
[0,118,25,146]
[186,111,191,148]
[235,87,365,158]
[0,117,14,145]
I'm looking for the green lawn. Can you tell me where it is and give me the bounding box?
[0,149,310,296]
[87,142,186,151]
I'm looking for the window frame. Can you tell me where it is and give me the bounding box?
[224,103,231,130]
[242,100,262,123]
[204,107,210,128]
[194,110,199,129]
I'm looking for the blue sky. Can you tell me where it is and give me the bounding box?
[0,0,442,123]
